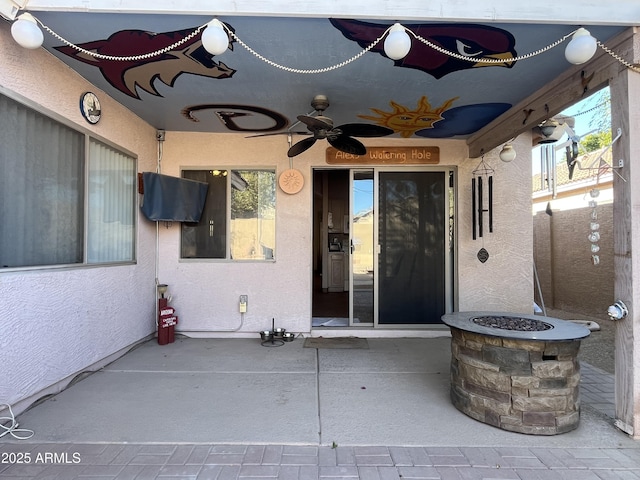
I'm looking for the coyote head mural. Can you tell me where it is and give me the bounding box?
[55,25,236,99]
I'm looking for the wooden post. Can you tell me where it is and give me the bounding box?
[610,27,640,437]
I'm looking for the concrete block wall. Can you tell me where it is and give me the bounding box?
[533,203,614,316]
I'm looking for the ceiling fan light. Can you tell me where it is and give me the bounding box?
[11,13,44,49]
[565,28,597,65]
[201,19,229,56]
[499,144,516,162]
[383,23,411,60]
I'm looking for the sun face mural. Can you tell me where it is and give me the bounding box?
[358,96,459,138]
[358,97,512,138]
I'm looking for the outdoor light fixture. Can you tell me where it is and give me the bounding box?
[564,27,597,65]
[201,19,229,56]
[539,119,559,138]
[11,12,43,49]
[607,300,628,321]
[383,23,412,60]
[499,144,516,162]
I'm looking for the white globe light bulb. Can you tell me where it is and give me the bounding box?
[11,13,44,50]
[384,23,411,61]
[201,19,229,56]
[499,144,516,162]
[565,28,597,65]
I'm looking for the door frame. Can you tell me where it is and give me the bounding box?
[312,166,457,329]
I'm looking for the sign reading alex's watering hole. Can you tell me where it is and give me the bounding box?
[326,146,440,165]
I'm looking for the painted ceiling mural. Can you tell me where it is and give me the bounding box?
[51,17,520,138]
[55,19,516,138]
[54,23,238,99]
[329,19,517,78]
[355,96,510,139]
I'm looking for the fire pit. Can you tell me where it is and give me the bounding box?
[441,311,590,435]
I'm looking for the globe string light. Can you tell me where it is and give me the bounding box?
[14,14,639,75]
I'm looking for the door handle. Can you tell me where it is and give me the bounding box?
[209,220,214,237]
[350,239,354,254]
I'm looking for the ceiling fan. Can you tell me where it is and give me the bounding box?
[286,95,394,158]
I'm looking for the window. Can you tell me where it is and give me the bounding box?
[0,93,136,269]
[87,139,136,263]
[181,169,276,260]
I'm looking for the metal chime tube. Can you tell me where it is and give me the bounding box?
[540,147,547,191]
[488,176,493,233]
[478,176,483,237]
[550,146,558,199]
[472,178,476,240]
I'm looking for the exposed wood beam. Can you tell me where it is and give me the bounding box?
[611,27,640,438]
[467,27,636,158]
[22,0,640,25]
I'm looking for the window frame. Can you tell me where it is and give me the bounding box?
[0,86,138,272]
[180,167,277,262]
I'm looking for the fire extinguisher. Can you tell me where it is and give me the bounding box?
[157,284,177,345]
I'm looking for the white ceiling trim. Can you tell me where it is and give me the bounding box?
[23,0,640,26]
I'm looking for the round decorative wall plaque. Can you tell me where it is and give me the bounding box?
[278,168,304,194]
[80,92,101,124]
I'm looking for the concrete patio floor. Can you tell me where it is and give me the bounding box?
[2,336,640,479]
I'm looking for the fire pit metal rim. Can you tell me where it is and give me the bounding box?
[441,311,590,340]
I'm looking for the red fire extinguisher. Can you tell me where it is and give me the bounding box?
[157,285,177,345]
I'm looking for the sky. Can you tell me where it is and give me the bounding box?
[559,87,610,136]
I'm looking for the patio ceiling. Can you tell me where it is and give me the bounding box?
[8,1,636,155]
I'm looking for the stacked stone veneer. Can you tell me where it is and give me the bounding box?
[449,327,581,435]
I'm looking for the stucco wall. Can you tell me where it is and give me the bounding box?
[155,131,313,335]
[0,22,158,412]
[458,134,534,313]
[157,133,534,336]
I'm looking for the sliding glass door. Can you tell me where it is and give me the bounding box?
[377,171,448,325]
[349,170,375,325]
[314,167,452,329]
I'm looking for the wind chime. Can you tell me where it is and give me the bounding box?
[472,155,494,263]
[565,128,626,266]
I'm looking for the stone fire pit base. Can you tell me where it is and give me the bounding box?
[443,312,590,435]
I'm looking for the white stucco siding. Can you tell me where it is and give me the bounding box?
[458,133,534,312]
[1,266,154,400]
[156,132,314,336]
[0,22,158,411]
[158,133,533,336]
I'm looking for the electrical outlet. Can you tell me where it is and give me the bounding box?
[239,295,248,313]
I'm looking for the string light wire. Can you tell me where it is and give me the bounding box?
[22,15,640,75]
[411,29,577,64]
[36,17,207,61]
